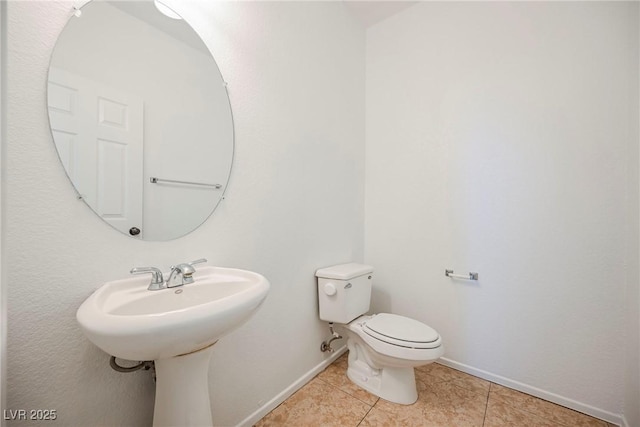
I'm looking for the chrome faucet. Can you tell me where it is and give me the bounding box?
[166,258,207,288]
[130,258,207,290]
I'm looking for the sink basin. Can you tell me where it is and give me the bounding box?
[77,265,269,426]
[77,266,270,361]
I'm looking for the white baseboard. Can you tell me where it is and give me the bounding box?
[620,414,630,427]
[236,346,347,427]
[438,357,624,427]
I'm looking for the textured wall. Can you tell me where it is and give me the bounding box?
[5,1,364,426]
[365,1,637,421]
[624,4,640,425]
[0,0,6,419]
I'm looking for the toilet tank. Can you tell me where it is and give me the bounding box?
[316,263,373,324]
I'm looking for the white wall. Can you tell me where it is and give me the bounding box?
[365,1,638,422]
[624,5,640,425]
[0,0,6,422]
[5,1,364,426]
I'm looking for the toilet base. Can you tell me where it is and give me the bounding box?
[345,338,419,405]
[346,360,418,404]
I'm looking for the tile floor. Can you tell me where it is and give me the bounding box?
[255,352,617,427]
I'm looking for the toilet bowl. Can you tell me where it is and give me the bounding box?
[342,314,443,404]
[316,263,444,405]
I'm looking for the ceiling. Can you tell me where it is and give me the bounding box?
[112,1,417,44]
[343,1,418,28]
[109,1,210,54]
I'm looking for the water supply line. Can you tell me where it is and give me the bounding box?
[109,356,154,373]
[320,323,342,353]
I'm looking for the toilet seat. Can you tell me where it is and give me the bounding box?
[347,314,442,362]
[363,313,440,349]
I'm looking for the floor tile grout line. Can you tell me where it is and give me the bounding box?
[486,386,608,427]
[355,404,375,427]
[481,383,491,427]
[437,367,607,427]
[315,375,379,408]
[314,366,378,427]
[406,364,593,426]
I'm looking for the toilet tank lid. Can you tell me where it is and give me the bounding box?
[315,263,373,280]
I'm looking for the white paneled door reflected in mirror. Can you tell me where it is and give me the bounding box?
[47,0,234,241]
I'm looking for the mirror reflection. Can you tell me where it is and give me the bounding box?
[47,0,234,241]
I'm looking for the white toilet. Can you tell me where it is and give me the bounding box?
[316,263,444,405]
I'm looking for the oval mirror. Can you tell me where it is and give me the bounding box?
[47,0,234,241]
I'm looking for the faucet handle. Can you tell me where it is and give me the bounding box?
[130,266,165,291]
[166,259,208,287]
[182,259,207,284]
[174,259,207,285]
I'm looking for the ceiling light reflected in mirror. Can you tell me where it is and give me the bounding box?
[154,0,182,20]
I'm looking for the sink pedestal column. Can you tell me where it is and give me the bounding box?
[153,344,216,427]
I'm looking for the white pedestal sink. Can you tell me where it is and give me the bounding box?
[76,266,270,426]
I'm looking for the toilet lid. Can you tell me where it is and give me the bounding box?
[363,313,440,349]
